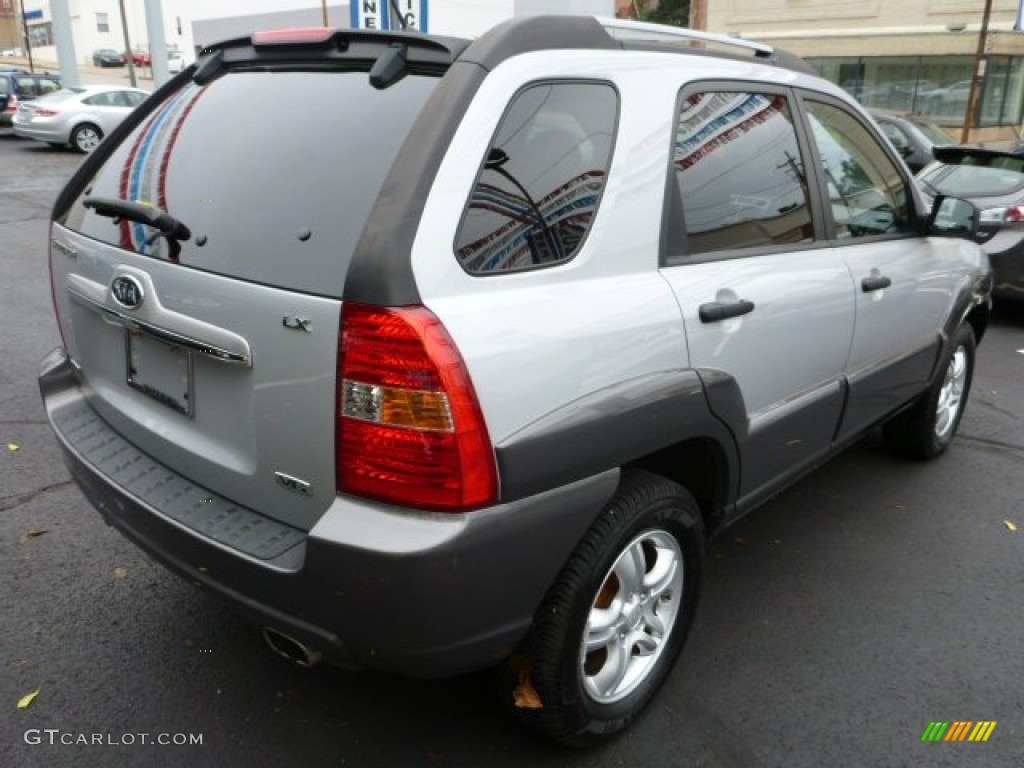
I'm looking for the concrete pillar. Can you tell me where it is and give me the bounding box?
[49,0,79,88]
[146,0,170,86]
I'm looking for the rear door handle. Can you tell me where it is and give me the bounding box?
[861,275,892,292]
[699,299,755,323]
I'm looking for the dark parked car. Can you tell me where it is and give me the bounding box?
[92,49,125,67]
[870,110,952,173]
[0,70,61,128]
[918,146,1024,301]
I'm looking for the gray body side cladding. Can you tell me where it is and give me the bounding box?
[496,370,740,504]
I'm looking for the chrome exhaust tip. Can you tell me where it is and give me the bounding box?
[263,627,323,668]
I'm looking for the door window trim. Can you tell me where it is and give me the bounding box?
[660,80,829,268]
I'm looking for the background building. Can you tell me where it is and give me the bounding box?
[15,0,193,66]
[6,1,614,69]
[188,0,614,44]
[708,0,1024,141]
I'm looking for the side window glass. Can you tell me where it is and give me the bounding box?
[84,92,113,107]
[455,82,617,274]
[806,100,913,239]
[674,92,814,256]
[880,122,909,152]
[39,78,60,95]
[15,77,36,97]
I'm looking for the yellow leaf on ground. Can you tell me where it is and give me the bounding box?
[7,443,20,452]
[17,690,39,709]
[1005,521,1018,532]
[113,567,128,578]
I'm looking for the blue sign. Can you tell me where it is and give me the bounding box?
[24,9,44,20]
[351,0,428,33]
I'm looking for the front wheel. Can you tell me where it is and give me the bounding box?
[71,123,102,153]
[883,323,976,459]
[502,470,704,747]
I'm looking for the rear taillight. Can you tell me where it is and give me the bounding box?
[33,108,59,117]
[4,94,16,112]
[981,204,1024,224]
[337,303,497,512]
[1005,205,1024,223]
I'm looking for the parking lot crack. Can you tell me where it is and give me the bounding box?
[0,481,74,512]
[956,433,1024,456]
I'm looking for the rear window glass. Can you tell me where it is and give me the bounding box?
[920,157,1024,197]
[455,81,618,274]
[62,70,438,296]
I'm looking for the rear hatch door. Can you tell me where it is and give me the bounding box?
[51,36,452,530]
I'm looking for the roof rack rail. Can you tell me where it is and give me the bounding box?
[595,17,774,59]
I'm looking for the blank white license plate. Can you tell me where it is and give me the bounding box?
[126,330,193,416]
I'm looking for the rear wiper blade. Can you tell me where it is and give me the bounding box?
[83,196,192,259]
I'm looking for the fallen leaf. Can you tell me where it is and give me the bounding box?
[18,529,49,545]
[734,537,751,546]
[113,567,128,578]
[509,655,543,710]
[7,443,20,452]
[513,671,543,710]
[1005,521,1018,532]
[17,690,39,709]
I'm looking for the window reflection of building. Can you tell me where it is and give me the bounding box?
[674,92,813,255]
[456,82,617,275]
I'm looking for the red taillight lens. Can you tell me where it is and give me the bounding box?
[33,108,59,117]
[337,303,498,512]
[1006,205,1024,223]
[4,94,16,112]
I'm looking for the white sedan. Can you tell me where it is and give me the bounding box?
[13,85,149,153]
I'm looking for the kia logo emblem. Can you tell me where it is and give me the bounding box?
[111,275,145,309]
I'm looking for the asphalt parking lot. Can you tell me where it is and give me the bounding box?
[1,130,1022,768]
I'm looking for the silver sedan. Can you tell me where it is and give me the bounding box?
[13,85,149,153]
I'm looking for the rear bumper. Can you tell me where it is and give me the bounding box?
[40,348,618,678]
[13,122,67,143]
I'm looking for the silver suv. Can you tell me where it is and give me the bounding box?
[39,17,991,746]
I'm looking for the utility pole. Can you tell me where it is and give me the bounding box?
[961,0,993,144]
[321,0,329,26]
[118,0,138,87]
[18,0,33,72]
[690,0,707,31]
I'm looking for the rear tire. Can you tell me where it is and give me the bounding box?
[71,123,102,154]
[883,323,975,459]
[499,470,703,747]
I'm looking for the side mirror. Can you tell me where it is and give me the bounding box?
[928,195,978,238]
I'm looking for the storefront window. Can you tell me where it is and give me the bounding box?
[28,23,53,48]
[806,55,1024,128]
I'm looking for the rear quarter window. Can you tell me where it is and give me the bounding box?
[62,70,439,297]
[455,81,618,274]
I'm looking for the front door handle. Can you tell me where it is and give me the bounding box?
[699,299,755,323]
[861,275,892,292]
